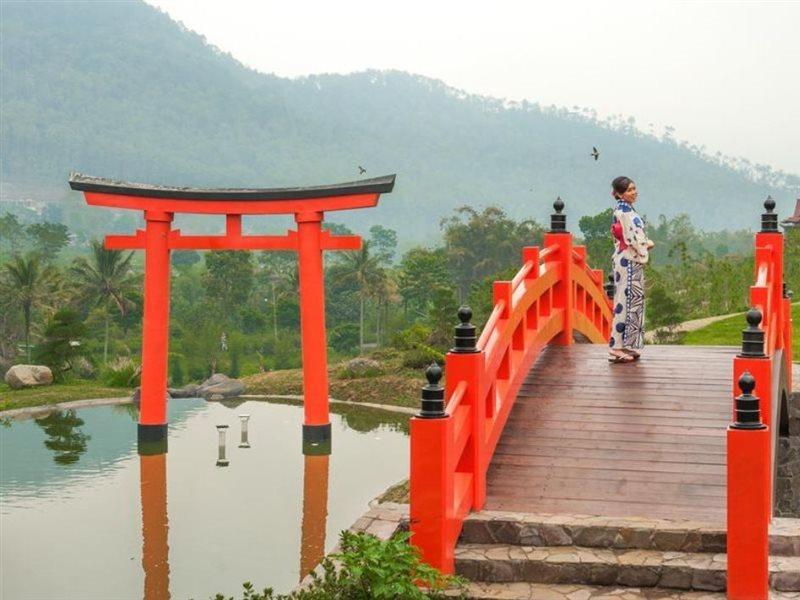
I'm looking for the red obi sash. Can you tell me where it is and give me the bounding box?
[611,222,628,251]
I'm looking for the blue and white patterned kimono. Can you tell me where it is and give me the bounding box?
[609,200,650,351]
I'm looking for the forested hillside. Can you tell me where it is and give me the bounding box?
[1,0,798,242]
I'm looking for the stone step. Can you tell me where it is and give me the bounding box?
[460,511,800,556]
[454,544,800,591]
[453,582,800,599]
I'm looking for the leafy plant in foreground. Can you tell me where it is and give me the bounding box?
[208,530,465,600]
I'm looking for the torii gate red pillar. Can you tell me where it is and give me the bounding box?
[139,211,173,442]
[69,173,395,454]
[296,212,330,443]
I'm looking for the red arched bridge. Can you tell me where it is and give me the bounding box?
[410,199,795,599]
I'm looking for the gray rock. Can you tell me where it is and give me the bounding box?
[197,373,245,399]
[4,364,54,389]
[342,357,382,377]
[168,384,200,398]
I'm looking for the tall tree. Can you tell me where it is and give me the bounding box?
[256,252,297,339]
[0,213,27,259]
[368,225,398,265]
[4,253,56,361]
[578,208,614,270]
[26,222,70,262]
[441,206,544,299]
[398,247,453,317]
[204,251,255,314]
[70,240,137,363]
[338,241,385,353]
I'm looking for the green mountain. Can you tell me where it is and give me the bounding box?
[2,0,797,241]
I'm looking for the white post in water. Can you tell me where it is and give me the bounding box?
[216,424,229,467]
[238,414,251,448]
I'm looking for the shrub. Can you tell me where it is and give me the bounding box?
[401,345,445,369]
[101,357,141,388]
[329,323,360,354]
[33,308,87,380]
[208,531,465,600]
[390,324,432,350]
[169,354,185,386]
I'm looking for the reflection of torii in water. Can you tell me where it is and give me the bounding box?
[139,450,170,600]
[299,453,330,582]
[137,440,332,595]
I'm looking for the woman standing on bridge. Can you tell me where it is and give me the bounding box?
[608,176,654,363]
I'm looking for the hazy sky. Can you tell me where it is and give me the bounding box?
[147,0,800,175]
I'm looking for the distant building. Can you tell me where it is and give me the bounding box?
[782,199,800,229]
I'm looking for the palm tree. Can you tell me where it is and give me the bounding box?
[5,253,56,361]
[338,241,385,354]
[71,241,137,363]
[258,253,297,340]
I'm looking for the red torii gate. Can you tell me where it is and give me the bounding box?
[69,173,395,453]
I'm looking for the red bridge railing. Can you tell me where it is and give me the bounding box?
[728,197,794,599]
[409,199,612,572]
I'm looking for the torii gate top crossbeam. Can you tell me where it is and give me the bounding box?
[68,172,396,215]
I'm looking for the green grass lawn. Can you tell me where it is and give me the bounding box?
[684,303,799,361]
[0,380,130,412]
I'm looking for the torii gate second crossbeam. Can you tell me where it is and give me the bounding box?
[69,173,396,454]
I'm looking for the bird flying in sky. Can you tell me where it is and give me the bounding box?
[591,147,600,161]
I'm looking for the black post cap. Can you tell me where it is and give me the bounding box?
[730,371,767,430]
[418,363,446,419]
[739,308,765,358]
[451,306,478,353]
[604,273,615,299]
[761,196,779,233]
[549,197,567,233]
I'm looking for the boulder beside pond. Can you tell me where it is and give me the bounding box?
[168,384,200,398]
[4,365,54,389]
[197,373,245,400]
[130,376,243,401]
[342,357,383,378]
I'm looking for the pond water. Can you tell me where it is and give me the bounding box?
[0,398,410,600]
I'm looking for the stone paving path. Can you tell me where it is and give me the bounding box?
[454,582,800,599]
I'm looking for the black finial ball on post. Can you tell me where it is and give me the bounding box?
[549,197,567,233]
[739,308,765,358]
[418,362,446,419]
[604,273,615,299]
[731,371,766,430]
[451,305,478,353]
[761,195,778,233]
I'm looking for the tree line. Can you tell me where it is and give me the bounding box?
[2,205,796,386]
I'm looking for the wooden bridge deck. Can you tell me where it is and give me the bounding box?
[486,344,735,523]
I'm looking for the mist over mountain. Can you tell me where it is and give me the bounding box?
[2,0,797,241]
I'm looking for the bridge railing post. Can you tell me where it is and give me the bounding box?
[733,308,774,517]
[784,284,794,390]
[543,197,573,345]
[447,306,487,511]
[410,363,454,573]
[727,371,770,600]
[757,195,785,355]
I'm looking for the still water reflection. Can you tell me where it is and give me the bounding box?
[1,399,409,600]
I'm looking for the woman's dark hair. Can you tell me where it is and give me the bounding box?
[611,176,634,199]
